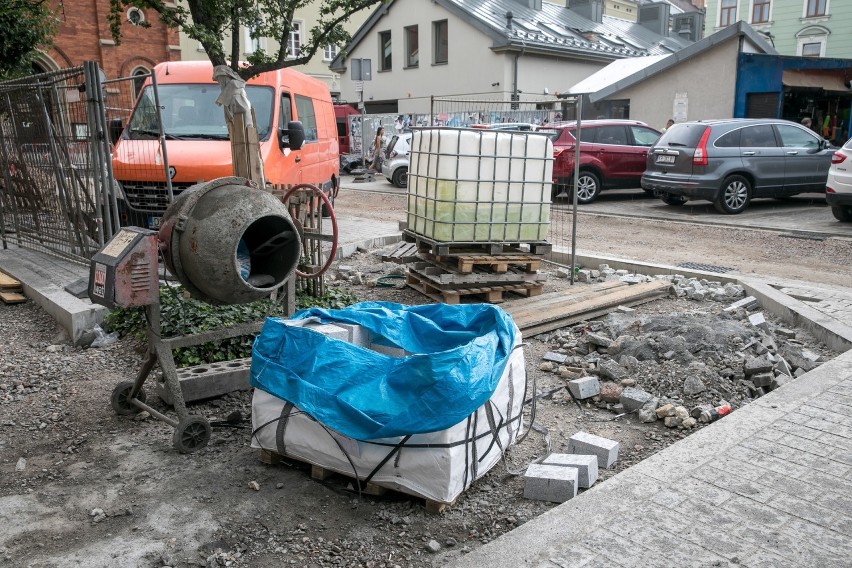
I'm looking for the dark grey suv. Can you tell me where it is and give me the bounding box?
[641,119,835,214]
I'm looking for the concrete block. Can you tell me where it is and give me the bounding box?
[543,351,568,364]
[567,376,600,400]
[775,328,797,339]
[771,373,793,390]
[541,453,598,488]
[157,357,251,405]
[750,372,773,388]
[332,322,370,347]
[523,464,578,503]
[597,358,626,381]
[586,333,612,348]
[568,431,619,469]
[619,387,654,412]
[744,356,773,376]
[748,312,769,331]
[724,296,758,312]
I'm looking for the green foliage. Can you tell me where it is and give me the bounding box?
[0,0,58,79]
[107,0,382,79]
[104,284,358,367]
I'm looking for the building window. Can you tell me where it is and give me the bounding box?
[379,30,392,71]
[805,0,827,18]
[131,66,149,100]
[752,0,771,23]
[244,26,263,54]
[323,44,339,61]
[797,26,828,56]
[288,21,302,58]
[801,41,822,56]
[720,0,737,26]
[405,25,419,68]
[433,20,448,64]
[127,7,145,26]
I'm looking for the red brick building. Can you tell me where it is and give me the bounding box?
[35,1,180,80]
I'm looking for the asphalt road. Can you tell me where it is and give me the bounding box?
[341,175,852,240]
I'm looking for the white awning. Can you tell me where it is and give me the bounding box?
[782,69,851,92]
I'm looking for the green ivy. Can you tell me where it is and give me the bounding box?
[104,284,358,367]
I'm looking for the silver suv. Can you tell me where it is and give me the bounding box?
[641,119,834,214]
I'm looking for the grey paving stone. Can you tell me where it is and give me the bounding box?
[579,528,647,565]
[719,496,789,529]
[625,526,730,567]
[740,548,793,568]
[541,453,598,488]
[568,431,619,469]
[567,376,600,400]
[774,432,833,457]
[523,464,578,503]
[671,497,742,530]
[676,477,734,506]
[765,492,839,529]
[648,487,688,509]
[689,466,775,504]
[679,522,748,559]
[775,420,823,440]
[543,545,599,568]
[758,470,823,502]
[714,457,765,481]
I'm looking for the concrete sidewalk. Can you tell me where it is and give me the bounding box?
[451,347,852,568]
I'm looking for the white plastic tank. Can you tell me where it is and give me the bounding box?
[406,128,553,243]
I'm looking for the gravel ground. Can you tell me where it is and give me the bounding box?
[0,186,843,567]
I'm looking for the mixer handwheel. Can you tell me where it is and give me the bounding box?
[111,381,146,416]
[173,416,212,454]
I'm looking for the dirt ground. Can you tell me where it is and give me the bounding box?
[0,189,842,568]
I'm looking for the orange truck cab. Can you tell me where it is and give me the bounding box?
[111,60,339,229]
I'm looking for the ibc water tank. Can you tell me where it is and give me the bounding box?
[158,177,301,305]
[406,128,552,243]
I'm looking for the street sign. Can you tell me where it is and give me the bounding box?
[354,81,364,93]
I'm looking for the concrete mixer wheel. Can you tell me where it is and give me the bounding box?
[111,381,146,416]
[280,183,339,279]
[173,416,212,454]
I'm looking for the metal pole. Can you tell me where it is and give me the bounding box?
[570,96,582,285]
[83,63,106,247]
[150,71,174,203]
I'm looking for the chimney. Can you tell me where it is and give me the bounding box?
[512,0,543,9]
[567,0,604,24]
[637,1,671,36]
[672,13,704,41]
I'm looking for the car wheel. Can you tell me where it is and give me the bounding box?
[832,205,852,222]
[392,167,408,188]
[714,175,751,214]
[574,171,601,204]
[661,194,687,206]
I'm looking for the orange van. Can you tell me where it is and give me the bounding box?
[111,60,339,229]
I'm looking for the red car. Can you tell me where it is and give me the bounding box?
[544,119,662,203]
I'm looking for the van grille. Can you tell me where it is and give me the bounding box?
[120,182,194,213]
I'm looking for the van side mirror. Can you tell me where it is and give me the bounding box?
[108,118,124,145]
[279,120,305,151]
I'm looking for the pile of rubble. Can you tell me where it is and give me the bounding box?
[536,277,827,431]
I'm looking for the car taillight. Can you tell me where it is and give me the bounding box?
[827,186,836,193]
[692,127,711,166]
[832,152,847,165]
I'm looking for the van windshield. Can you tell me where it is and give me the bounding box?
[127,84,274,141]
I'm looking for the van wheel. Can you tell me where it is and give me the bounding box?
[714,175,751,214]
[574,171,601,204]
[661,194,687,206]
[833,205,852,222]
[392,167,408,188]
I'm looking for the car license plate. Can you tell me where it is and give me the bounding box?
[147,215,161,229]
[656,154,676,165]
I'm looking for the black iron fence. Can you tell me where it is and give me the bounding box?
[0,62,168,265]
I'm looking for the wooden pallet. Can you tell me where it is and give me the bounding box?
[380,241,419,264]
[503,280,672,336]
[408,261,538,287]
[402,229,552,257]
[259,449,453,513]
[0,272,25,304]
[423,252,542,274]
[406,270,543,304]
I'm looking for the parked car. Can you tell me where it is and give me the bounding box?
[470,122,543,132]
[383,131,411,188]
[826,137,852,222]
[642,118,835,214]
[543,119,661,204]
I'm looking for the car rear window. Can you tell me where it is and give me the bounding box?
[655,123,707,148]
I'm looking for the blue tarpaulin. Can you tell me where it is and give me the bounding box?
[250,301,517,440]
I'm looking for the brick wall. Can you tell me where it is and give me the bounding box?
[46,0,180,78]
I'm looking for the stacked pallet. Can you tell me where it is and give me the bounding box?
[399,230,552,304]
[0,272,26,304]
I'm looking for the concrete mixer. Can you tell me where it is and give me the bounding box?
[88,177,302,452]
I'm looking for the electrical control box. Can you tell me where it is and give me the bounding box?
[88,227,159,309]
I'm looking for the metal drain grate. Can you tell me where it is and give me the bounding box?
[676,262,735,274]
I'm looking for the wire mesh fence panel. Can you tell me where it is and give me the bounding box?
[0,64,167,264]
[426,96,581,267]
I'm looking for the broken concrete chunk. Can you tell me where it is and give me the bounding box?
[723,283,745,297]
[541,453,598,488]
[586,333,612,348]
[577,270,593,283]
[597,358,626,381]
[539,361,556,372]
[771,373,793,390]
[750,372,773,388]
[774,357,793,377]
[682,375,707,396]
[619,387,654,412]
[801,349,822,363]
[681,417,697,429]
[748,312,769,331]
[568,431,620,469]
[656,403,676,418]
[724,296,758,312]
[567,376,601,400]
[664,416,683,428]
[555,267,572,279]
[744,356,774,376]
[775,328,797,339]
[543,352,568,364]
[616,305,635,313]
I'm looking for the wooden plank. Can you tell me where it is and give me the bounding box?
[408,262,535,287]
[424,253,543,274]
[0,272,22,291]
[505,280,671,335]
[406,271,543,304]
[501,281,628,320]
[381,242,419,263]
[0,291,26,304]
[402,230,549,257]
[259,449,282,465]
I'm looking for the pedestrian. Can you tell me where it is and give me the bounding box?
[369,126,384,172]
[801,117,812,130]
[662,119,675,132]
